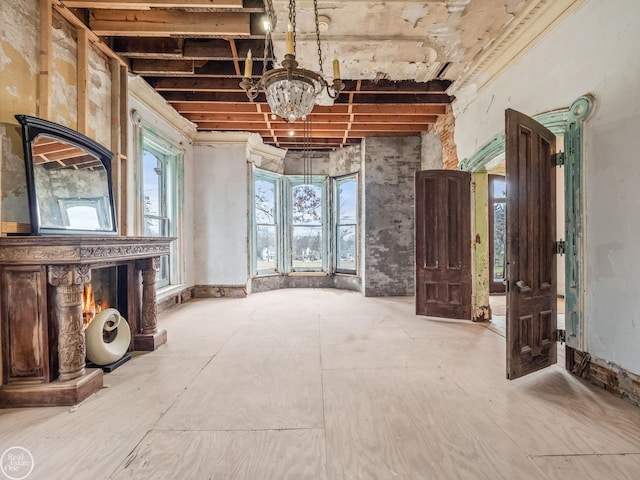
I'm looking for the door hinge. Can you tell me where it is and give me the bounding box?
[555,329,566,343]
[555,240,566,255]
[555,152,565,166]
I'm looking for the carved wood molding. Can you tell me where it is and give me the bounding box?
[0,237,173,264]
[48,264,91,286]
[450,0,586,95]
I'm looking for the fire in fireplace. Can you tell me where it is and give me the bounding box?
[82,267,118,329]
[81,266,132,369]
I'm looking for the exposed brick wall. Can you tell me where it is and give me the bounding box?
[433,104,459,170]
[362,136,421,297]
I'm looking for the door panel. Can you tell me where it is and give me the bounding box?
[505,109,557,380]
[415,170,472,319]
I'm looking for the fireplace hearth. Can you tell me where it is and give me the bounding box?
[0,235,173,407]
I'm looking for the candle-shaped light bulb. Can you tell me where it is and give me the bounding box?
[286,23,295,56]
[244,49,253,78]
[333,58,341,79]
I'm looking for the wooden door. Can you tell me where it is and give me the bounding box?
[505,109,557,380]
[415,170,472,319]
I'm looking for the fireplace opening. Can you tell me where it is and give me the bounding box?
[82,265,132,371]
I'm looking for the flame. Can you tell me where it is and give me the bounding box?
[82,284,110,330]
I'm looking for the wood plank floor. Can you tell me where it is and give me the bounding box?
[1,289,639,479]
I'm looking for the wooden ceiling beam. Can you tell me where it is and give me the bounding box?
[63,0,244,9]
[171,102,352,114]
[89,10,251,37]
[181,112,438,124]
[341,79,452,94]
[352,114,438,124]
[171,102,447,116]
[132,59,195,74]
[113,38,270,60]
[161,91,450,104]
[150,78,451,96]
[336,93,452,104]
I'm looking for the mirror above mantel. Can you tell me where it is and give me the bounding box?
[16,115,118,235]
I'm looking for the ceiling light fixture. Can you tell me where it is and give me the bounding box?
[240,0,344,123]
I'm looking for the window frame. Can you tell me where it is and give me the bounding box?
[251,168,358,277]
[333,173,359,275]
[140,128,181,289]
[252,168,282,275]
[286,175,329,273]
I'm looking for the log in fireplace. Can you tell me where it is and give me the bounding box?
[0,236,172,407]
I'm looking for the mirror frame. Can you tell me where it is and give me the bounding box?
[16,115,118,235]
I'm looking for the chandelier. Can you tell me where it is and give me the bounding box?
[239,0,345,122]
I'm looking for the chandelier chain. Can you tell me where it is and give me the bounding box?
[289,0,296,54]
[313,0,324,75]
[264,0,276,68]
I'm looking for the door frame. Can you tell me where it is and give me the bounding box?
[459,95,593,351]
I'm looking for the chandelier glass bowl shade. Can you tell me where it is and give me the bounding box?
[264,67,324,122]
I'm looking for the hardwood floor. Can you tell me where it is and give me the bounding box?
[1,289,639,479]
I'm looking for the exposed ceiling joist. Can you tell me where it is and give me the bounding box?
[169,102,448,115]
[64,0,244,9]
[89,10,252,36]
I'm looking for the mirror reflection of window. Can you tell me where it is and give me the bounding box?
[66,206,100,229]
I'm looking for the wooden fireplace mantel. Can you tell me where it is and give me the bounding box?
[0,236,173,408]
[0,235,172,264]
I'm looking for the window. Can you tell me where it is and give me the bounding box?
[289,177,327,272]
[489,174,506,293]
[335,175,358,274]
[252,168,357,276]
[141,132,179,288]
[253,170,280,274]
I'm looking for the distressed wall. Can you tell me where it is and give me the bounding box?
[433,104,459,170]
[51,13,78,130]
[0,0,38,224]
[420,131,443,170]
[193,143,249,286]
[453,0,640,375]
[0,1,114,225]
[87,45,112,148]
[362,136,421,297]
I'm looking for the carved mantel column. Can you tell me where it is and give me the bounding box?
[136,257,159,334]
[133,256,167,351]
[48,265,90,381]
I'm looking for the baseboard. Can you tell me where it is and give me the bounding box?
[566,346,640,406]
[193,285,248,298]
[156,286,194,313]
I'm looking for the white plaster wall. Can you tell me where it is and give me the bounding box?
[193,144,248,286]
[128,94,195,288]
[453,0,640,373]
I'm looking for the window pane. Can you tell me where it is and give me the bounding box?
[292,184,322,226]
[143,150,162,216]
[493,203,506,281]
[144,217,168,237]
[292,226,322,269]
[255,179,276,224]
[157,255,169,285]
[337,225,356,271]
[492,178,506,199]
[256,225,277,271]
[337,179,357,223]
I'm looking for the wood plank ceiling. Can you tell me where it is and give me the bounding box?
[61,0,453,150]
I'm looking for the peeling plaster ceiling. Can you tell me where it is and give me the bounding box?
[63,0,581,149]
